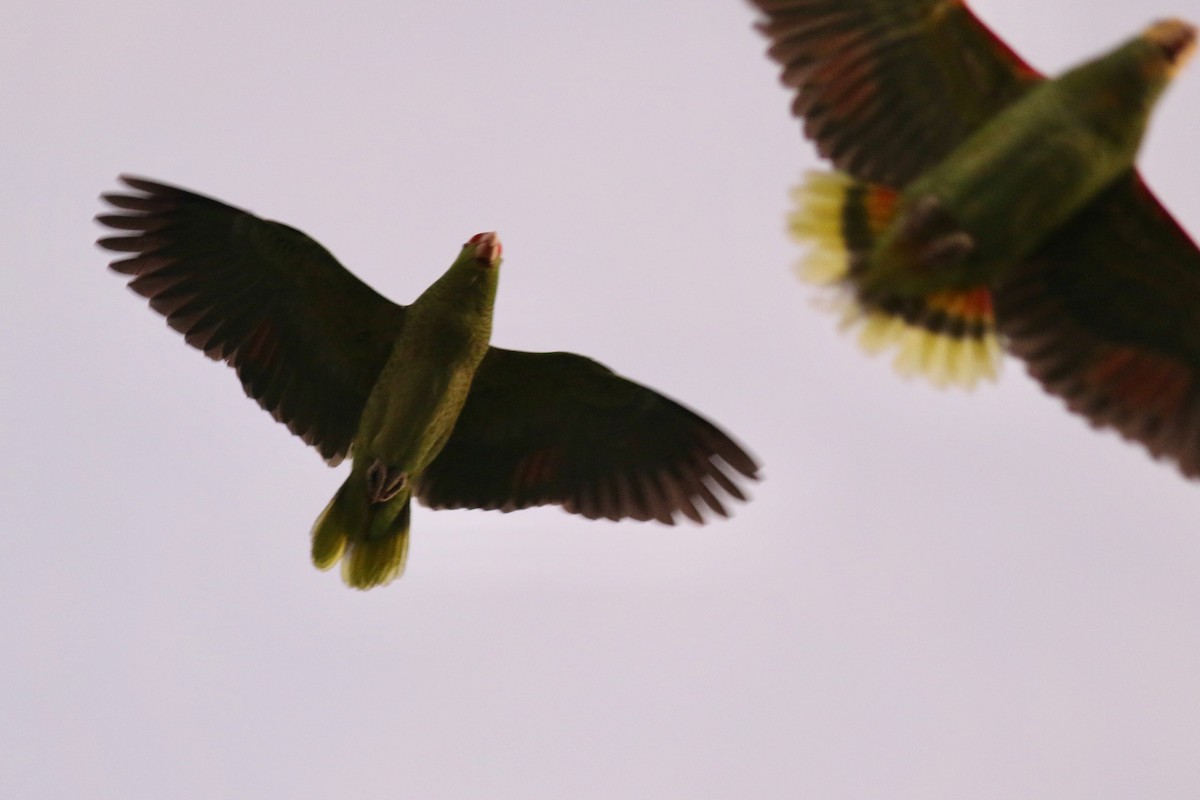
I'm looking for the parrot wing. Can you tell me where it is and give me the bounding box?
[97,176,406,464]
[749,0,1042,186]
[995,173,1200,476]
[416,348,760,524]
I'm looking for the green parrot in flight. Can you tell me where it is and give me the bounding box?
[97,177,758,589]
[748,1,1200,475]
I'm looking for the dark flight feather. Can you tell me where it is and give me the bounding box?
[417,348,759,525]
[97,176,405,464]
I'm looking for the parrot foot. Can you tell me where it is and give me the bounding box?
[897,195,975,268]
[366,461,409,504]
[897,194,946,241]
[919,231,975,268]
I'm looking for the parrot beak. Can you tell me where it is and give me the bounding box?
[467,231,503,267]
[1146,19,1196,76]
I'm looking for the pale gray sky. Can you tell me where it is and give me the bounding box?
[5,1,1200,797]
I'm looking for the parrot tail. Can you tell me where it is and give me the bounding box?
[788,170,1002,389]
[311,475,412,590]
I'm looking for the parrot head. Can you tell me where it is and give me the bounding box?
[466,231,503,268]
[427,231,503,313]
[1144,19,1196,77]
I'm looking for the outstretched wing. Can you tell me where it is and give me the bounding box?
[995,173,1200,476]
[749,0,1042,186]
[97,176,406,464]
[416,348,760,524]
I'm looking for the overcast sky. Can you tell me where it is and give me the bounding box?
[5,1,1200,797]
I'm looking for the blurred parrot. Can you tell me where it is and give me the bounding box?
[97,177,758,589]
[748,1,1200,475]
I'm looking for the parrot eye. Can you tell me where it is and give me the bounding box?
[1146,19,1197,71]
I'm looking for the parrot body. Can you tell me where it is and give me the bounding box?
[862,32,1168,299]
[98,178,758,589]
[312,234,499,588]
[751,1,1200,475]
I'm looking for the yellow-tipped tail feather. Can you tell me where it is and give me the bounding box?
[341,529,410,590]
[789,170,1002,390]
[789,171,859,285]
[311,476,411,590]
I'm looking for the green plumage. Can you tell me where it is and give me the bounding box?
[866,29,1172,298]
[98,178,759,589]
[311,235,500,587]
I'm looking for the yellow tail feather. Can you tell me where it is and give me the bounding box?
[789,171,856,285]
[788,170,1003,390]
[341,531,410,590]
[311,477,411,590]
[311,487,350,571]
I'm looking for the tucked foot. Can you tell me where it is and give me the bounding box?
[897,194,946,241]
[366,460,409,504]
[919,231,976,268]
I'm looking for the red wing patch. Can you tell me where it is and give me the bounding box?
[512,447,563,491]
[1084,347,1191,419]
